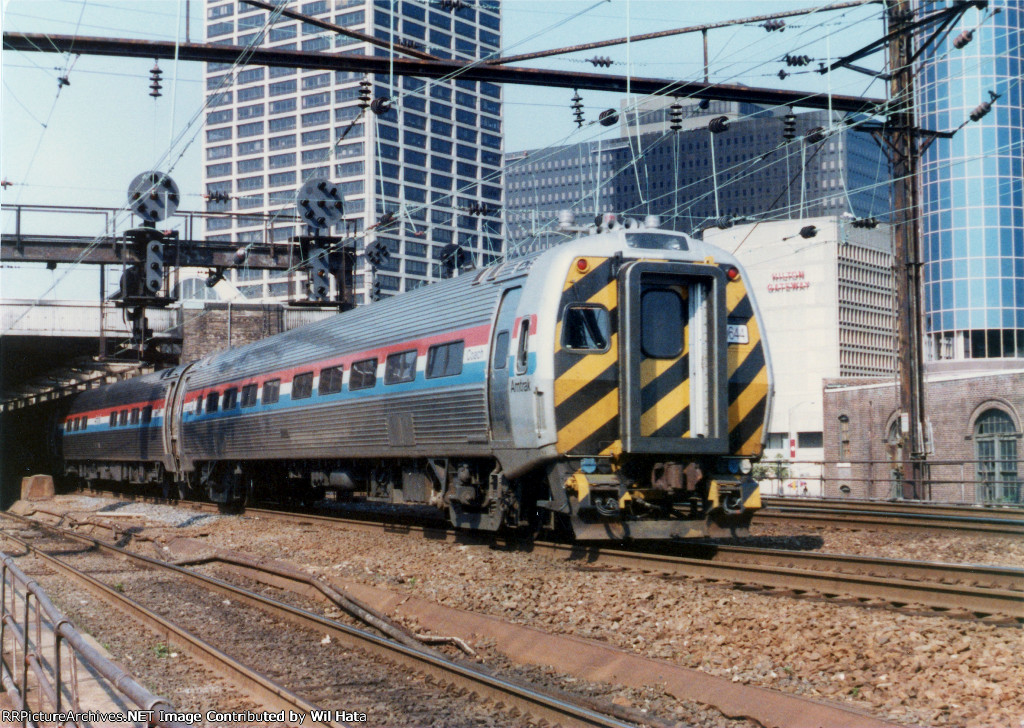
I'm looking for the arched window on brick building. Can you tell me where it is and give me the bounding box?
[974,409,1020,503]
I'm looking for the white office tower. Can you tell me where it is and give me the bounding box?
[202,0,504,303]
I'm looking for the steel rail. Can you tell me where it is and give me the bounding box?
[0,512,641,728]
[755,509,1024,537]
[651,544,1024,592]
[0,529,342,727]
[73,490,1024,619]
[527,542,1024,621]
[761,496,1024,521]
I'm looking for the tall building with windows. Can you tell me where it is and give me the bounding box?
[918,0,1023,362]
[203,0,503,304]
[704,216,894,495]
[504,99,890,251]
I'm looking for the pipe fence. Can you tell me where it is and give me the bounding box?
[1,551,187,727]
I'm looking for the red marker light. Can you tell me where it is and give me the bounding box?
[576,258,589,272]
[726,266,740,281]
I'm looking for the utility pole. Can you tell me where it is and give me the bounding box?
[886,0,928,499]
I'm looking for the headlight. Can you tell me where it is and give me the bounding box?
[739,458,752,475]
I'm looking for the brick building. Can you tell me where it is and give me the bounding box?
[822,366,1024,504]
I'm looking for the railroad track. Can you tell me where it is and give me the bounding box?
[0,510,665,728]
[70,490,1024,624]
[758,497,1024,536]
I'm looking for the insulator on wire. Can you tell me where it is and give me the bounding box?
[205,191,230,204]
[599,108,618,127]
[697,98,710,110]
[799,225,818,239]
[715,216,734,229]
[852,216,879,229]
[571,89,584,128]
[357,77,372,109]
[777,69,790,81]
[805,126,826,144]
[439,0,466,9]
[784,54,812,67]
[782,111,797,141]
[762,19,786,32]
[953,29,974,49]
[57,76,70,88]
[708,115,730,134]
[370,96,393,115]
[970,90,1001,122]
[970,101,992,121]
[669,100,683,132]
[464,202,496,216]
[149,61,162,98]
[586,56,613,67]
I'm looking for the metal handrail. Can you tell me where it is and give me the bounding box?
[755,456,1022,504]
[0,551,187,728]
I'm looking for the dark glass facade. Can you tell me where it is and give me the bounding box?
[918,1,1023,359]
[504,104,890,248]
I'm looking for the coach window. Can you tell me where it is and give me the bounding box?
[515,319,530,374]
[223,388,238,409]
[130,408,140,425]
[563,305,610,352]
[68,419,77,432]
[262,379,281,405]
[292,372,314,399]
[385,350,418,384]
[319,365,344,395]
[641,289,684,358]
[142,406,152,424]
[206,391,220,413]
[79,417,88,431]
[195,396,203,416]
[350,358,378,390]
[109,412,117,427]
[492,332,509,369]
[238,384,256,407]
[119,410,129,426]
[426,341,464,379]
[241,383,258,407]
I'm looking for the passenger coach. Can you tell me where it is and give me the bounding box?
[60,217,772,540]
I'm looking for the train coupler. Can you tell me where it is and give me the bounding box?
[705,478,761,537]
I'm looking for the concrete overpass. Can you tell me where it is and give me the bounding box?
[0,299,178,411]
[0,298,336,411]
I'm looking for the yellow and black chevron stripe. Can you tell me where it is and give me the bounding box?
[554,257,622,456]
[725,274,769,456]
[640,285,690,438]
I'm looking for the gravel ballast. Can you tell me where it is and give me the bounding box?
[19,495,1024,728]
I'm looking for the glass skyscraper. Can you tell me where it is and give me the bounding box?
[918,0,1023,360]
[203,0,503,304]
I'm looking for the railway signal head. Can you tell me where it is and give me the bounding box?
[128,171,179,223]
[145,240,163,294]
[364,240,390,268]
[309,249,331,301]
[297,177,345,229]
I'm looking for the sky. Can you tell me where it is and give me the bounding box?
[1,0,886,301]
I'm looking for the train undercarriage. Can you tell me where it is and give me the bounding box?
[64,453,761,540]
